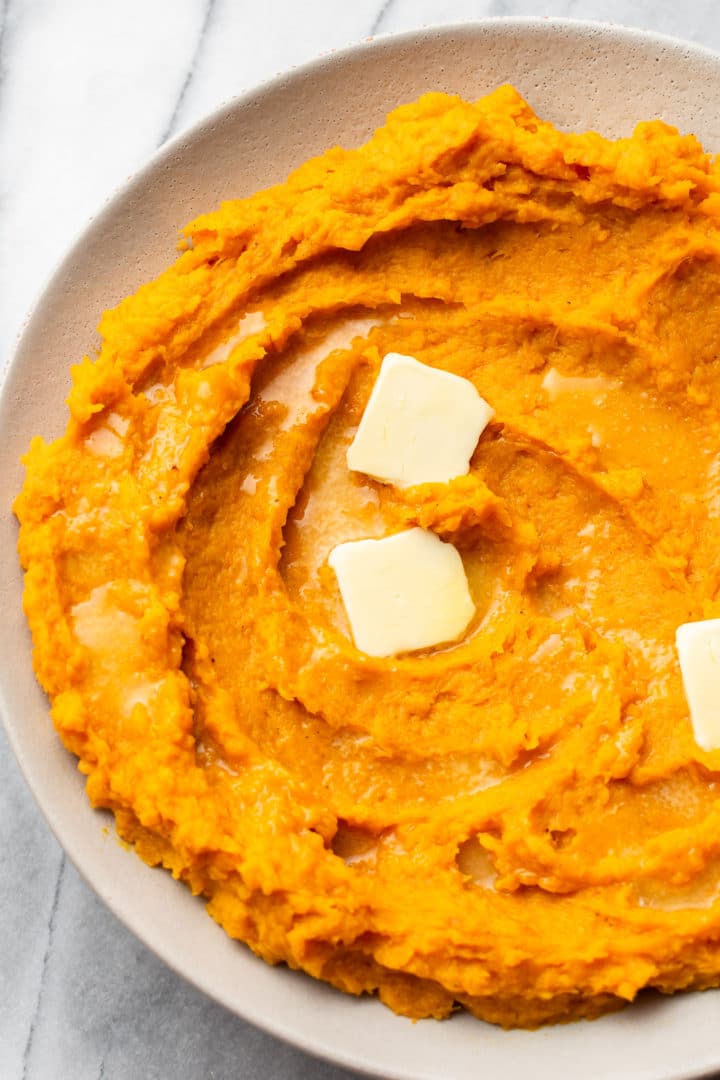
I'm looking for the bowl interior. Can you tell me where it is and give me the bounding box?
[3,19,720,1080]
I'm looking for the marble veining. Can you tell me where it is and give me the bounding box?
[157,0,218,147]
[4,1,720,1078]
[20,857,66,1078]
[370,0,398,36]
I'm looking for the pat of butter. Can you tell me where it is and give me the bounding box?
[676,619,720,751]
[328,527,475,657]
[347,353,494,488]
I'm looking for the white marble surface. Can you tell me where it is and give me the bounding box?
[4,2,720,1078]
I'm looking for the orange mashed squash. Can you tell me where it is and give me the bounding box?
[15,86,720,1028]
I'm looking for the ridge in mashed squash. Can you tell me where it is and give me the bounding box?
[15,86,720,1028]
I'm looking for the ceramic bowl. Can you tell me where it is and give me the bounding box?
[2,19,720,1080]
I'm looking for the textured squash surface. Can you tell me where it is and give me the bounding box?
[16,87,720,1027]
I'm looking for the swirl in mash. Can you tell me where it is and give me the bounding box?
[16,87,720,1027]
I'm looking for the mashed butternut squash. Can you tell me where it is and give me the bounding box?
[16,87,720,1028]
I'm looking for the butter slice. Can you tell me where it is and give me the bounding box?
[347,353,494,488]
[328,527,475,657]
[676,619,720,751]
